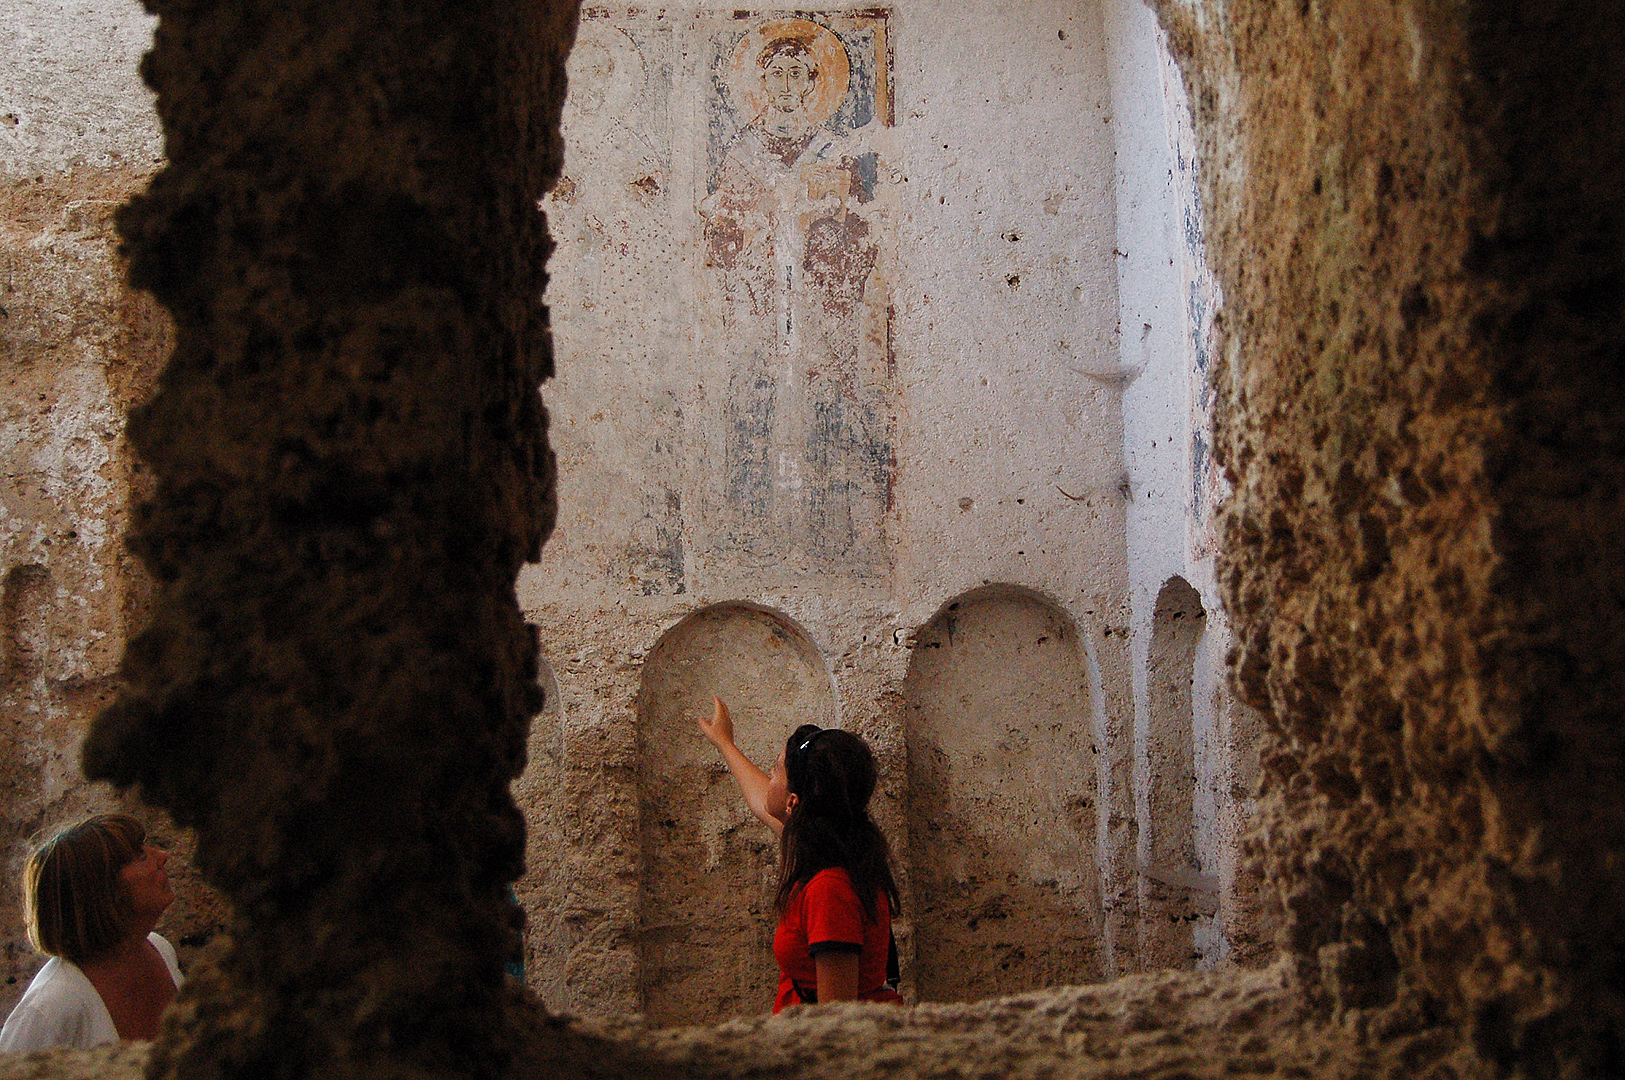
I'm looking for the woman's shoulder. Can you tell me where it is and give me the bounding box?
[0,957,110,1052]
[800,867,891,921]
[802,866,858,900]
[148,932,183,987]
[13,958,95,1008]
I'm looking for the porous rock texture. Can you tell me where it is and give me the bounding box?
[1157,0,1625,1075]
[23,0,1618,1079]
[77,0,571,1075]
[0,966,1467,1080]
[0,169,166,985]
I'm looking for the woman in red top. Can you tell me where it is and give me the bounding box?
[700,697,904,1011]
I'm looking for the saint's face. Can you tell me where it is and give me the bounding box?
[762,53,814,115]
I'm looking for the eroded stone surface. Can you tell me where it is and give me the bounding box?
[1157,0,1625,1072]
[0,963,1487,1080]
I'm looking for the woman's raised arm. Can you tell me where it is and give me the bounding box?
[698,696,785,836]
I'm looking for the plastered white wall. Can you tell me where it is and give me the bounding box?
[520,0,1143,1011]
[1103,0,1254,969]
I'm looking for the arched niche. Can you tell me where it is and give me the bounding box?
[635,603,836,1025]
[903,585,1102,1002]
[1142,576,1209,969]
[511,653,566,1009]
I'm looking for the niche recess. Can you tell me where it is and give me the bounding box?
[1142,575,1208,968]
[903,585,1102,1001]
[635,604,836,1025]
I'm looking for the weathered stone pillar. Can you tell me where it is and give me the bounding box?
[1155,0,1625,1074]
[82,1,576,1075]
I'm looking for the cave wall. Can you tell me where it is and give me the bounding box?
[0,0,221,1015]
[510,653,566,1005]
[0,0,1619,1075]
[0,0,1267,1031]
[1154,0,1625,1072]
[1141,575,1203,967]
[1102,0,1270,973]
[904,586,1104,1000]
[513,0,1202,1016]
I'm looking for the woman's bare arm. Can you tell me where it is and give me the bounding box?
[698,697,785,835]
[813,952,860,1004]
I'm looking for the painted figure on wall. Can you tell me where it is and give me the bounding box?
[699,13,895,576]
[552,17,669,331]
[544,14,688,596]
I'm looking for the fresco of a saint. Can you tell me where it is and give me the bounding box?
[698,13,895,577]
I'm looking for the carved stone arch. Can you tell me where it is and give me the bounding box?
[635,602,836,1025]
[903,584,1103,1002]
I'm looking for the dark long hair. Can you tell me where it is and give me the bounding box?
[775,725,900,923]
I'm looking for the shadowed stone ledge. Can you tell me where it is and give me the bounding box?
[0,966,1479,1080]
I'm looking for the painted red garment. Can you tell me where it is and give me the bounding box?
[772,867,904,1013]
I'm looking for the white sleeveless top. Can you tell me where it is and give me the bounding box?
[0,933,182,1053]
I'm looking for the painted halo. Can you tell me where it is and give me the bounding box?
[727,18,851,129]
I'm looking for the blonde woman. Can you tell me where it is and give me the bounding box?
[0,815,182,1051]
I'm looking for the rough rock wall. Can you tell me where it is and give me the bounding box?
[1156,0,1625,1074]
[0,168,233,1010]
[77,0,575,1075]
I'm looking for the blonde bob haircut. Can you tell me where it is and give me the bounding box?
[22,814,147,965]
